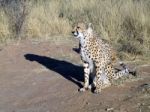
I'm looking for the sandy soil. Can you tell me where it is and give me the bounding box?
[0,39,149,112]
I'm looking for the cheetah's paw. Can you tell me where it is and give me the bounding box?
[88,85,92,90]
[79,87,86,92]
[94,89,101,94]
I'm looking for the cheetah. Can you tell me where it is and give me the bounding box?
[72,23,133,93]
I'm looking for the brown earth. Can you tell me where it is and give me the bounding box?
[0,39,149,112]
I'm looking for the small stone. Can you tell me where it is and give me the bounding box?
[105,107,114,112]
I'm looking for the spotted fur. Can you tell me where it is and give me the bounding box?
[72,23,130,93]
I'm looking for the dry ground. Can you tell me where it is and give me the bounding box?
[0,38,149,112]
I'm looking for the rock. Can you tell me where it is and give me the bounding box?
[105,107,114,112]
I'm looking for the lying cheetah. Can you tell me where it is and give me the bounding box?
[72,23,134,93]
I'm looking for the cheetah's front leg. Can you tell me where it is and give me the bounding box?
[79,62,90,92]
[93,64,106,94]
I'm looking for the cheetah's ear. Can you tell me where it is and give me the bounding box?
[87,23,93,34]
[88,23,94,30]
[88,23,92,28]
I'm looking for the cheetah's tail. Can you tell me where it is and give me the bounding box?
[119,62,137,76]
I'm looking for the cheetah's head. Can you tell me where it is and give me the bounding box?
[72,23,93,39]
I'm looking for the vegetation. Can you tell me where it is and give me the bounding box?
[0,0,150,59]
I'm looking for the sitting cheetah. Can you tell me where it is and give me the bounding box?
[72,23,134,93]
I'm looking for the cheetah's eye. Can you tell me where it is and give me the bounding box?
[77,26,80,29]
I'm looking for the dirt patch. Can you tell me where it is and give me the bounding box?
[0,39,149,112]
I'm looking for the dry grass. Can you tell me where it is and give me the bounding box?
[0,8,11,42]
[0,0,150,59]
[24,1,71,38]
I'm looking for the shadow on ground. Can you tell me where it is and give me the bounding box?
[72,47,80,54]
[24,54,83,88]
